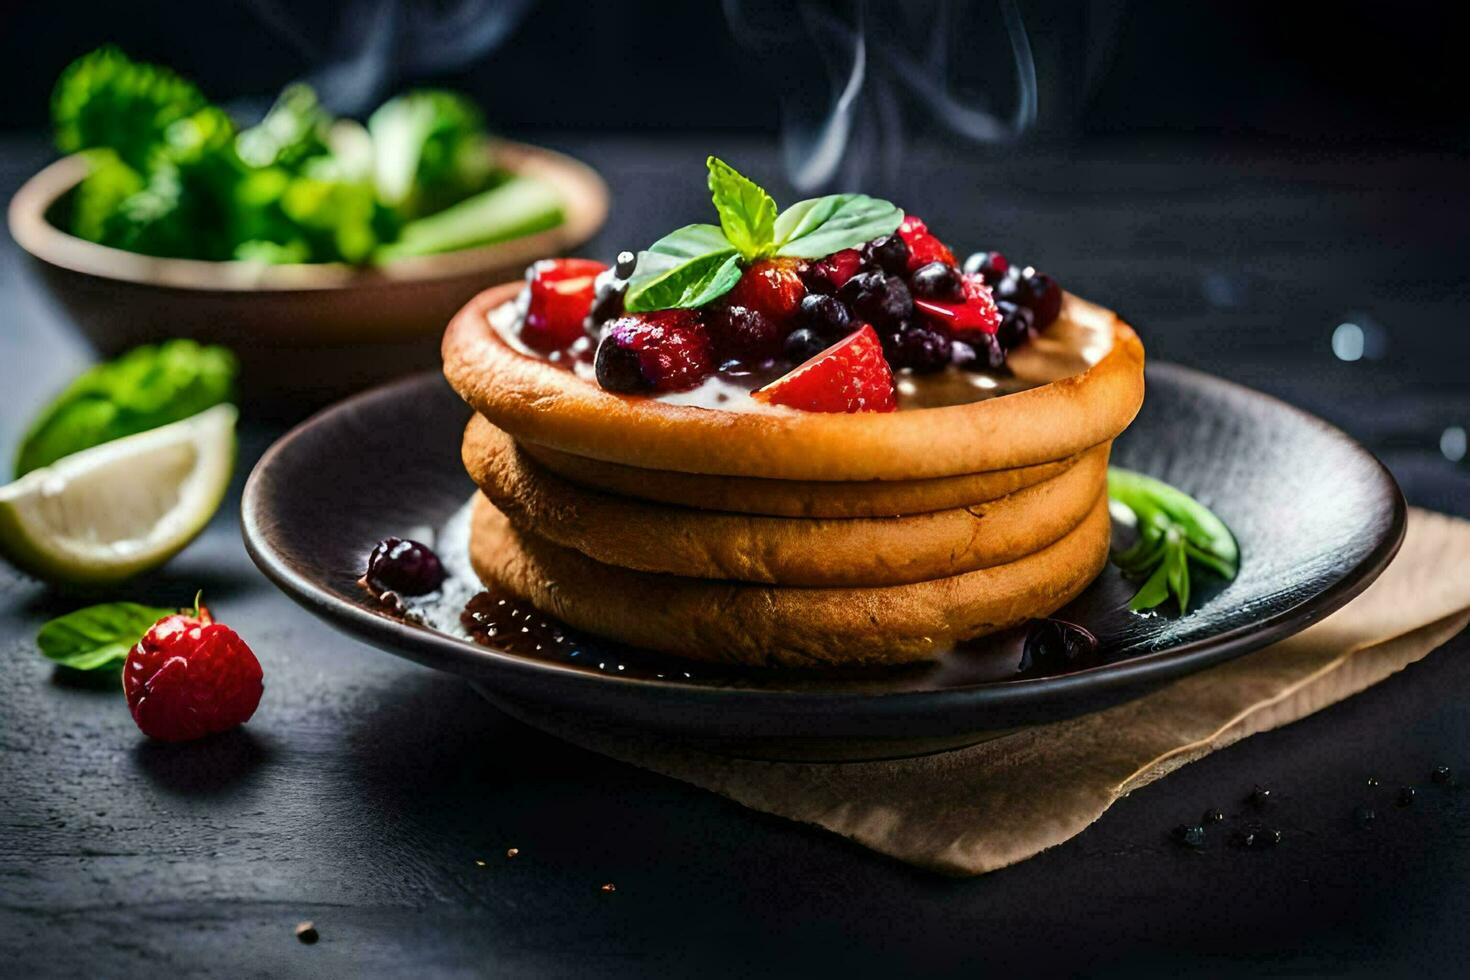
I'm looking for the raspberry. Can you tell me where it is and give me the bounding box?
[753,324,896,413]
[912,273,1001,339]
[724,258,805,323]
[123,606,263,742]
[800,248,864,294]
[896,216,956,272]
[594,310,714,393]
[520,258,607,352]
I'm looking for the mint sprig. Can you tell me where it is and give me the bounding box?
[37,601,176,671]
[624,157,902,313]
[1108,468,1239,614]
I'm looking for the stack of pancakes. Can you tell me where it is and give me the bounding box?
[443,283,1147,668]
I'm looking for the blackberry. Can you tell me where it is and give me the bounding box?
[840,272,912,328]
[884,324,951,373]
[708,305,781,364]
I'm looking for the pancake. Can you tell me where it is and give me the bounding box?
[468,492,1112,667]
[443,283,1146,481]
[514,428,1088,517]
[465,421,1110,586]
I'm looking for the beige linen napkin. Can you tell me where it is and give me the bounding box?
[501,508,1470,876]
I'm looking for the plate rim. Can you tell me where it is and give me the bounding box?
[241,366,1406,718]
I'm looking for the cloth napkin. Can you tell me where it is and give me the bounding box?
[499,508,1470,876]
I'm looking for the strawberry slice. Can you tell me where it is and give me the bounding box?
[753,324,896,413]
[521,258,607,352]
[897,216,956,271]
[913,273,1001,337]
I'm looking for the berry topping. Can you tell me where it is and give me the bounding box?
[896,216,956,271]
[799,247,864,294]
[1016,268,1063,329]
[882,323,952,374]
[839,271,913,328]
[908,261,964,302]
[520,258,607,353]
[366,538,446,596]
[707,304,781,365]
[912,272,1001,338]
[962,250,1010,283]
[861,234,911,276]
[595,311,714,393]
[783,327,828,363]
[957,331,1008,373]
[123,605,263,742]
[725,257,806,324]
[995,300,1035,349]
[795,292,854,339]
[753,324,896,413]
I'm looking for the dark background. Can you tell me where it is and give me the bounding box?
[3,2,1470,977]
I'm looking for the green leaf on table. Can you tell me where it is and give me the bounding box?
[37,602,175,671]
[707,156,777,261]
[15,340,237,477]
[773,193,903,259]
[1107,467,1239,614]
[623,224,742,312]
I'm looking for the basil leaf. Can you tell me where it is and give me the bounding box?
[706,156,776,261]
[37,601,175,671]
[1108,467,1239,614]
[16,340,237,476]
[623,224,742,312]
[773,194,903,259]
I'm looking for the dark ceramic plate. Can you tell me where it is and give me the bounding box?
[242,367,1404,757]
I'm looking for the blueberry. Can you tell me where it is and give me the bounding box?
[840,272,912,328]
[1018,269,1063,328]
[862,234,911,276]
[796,293,853,338]
[995,301,1035,350]
[613,250,637,279]
[1234,826,1281,849]
[1432,765,1453,785]
[909,261,964,302]
[366,538,445,596]
[1202,808,1225,824]
[1397,786,1416,806]
[963,250,1010,282]
[783,327,828,363]
[594,335,648,392]
[1172,824,1207,849]
[1248,786,1273,808]
[991,268,1023,304]
[958,331,1008,373]
[884,324,951,373]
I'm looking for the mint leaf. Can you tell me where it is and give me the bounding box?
[773,194,903,259]
[1108,467,1239,614]
[37,601,174,671]
[15,340,237,477]
[623,224,742,312]
[706,156,776,261]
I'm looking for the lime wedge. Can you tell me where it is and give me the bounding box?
[0,404,236,585]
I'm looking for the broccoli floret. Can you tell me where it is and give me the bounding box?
[69,149,145,243]
[235,83,332,169]
[368,89,497,220]
[52,46,208,172]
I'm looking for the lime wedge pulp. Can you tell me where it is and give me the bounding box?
[0,404,237,585]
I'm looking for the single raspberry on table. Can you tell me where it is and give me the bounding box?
[753,324,896,413]
[123,604,263,742]
[724,258,806,324]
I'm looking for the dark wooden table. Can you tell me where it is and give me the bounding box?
[4,135,1469,977]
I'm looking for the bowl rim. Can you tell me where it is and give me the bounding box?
[6,140,608,293]
[241,366,1408,736]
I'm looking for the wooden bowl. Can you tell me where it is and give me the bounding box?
[7,142,608,416]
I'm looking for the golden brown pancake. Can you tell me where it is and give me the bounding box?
[512,428,1090,517]
[443,283,1145,481]
[468,492,1113,667]
[465,421,1110,586]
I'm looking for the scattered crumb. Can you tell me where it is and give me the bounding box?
[295,921,319,945]
[600,883,616,894]
[506,847,519,859]
[475,859,486,867]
